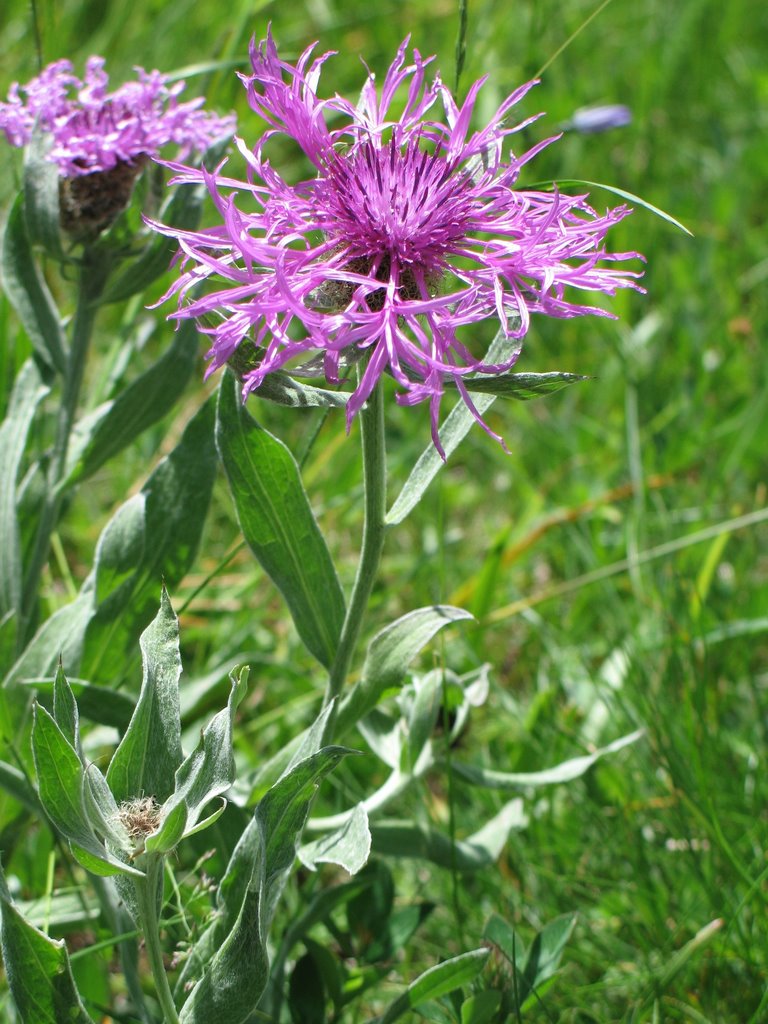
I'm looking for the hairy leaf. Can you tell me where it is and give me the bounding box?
[1,196,66,376]
[216,372,345,668]
[0,864,95,1024]
[0,360,49,634]
[106,587,183,805]
[452,730,643,789]
[335,605,473,736]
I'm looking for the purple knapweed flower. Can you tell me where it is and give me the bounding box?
[151,32,644,454]
[0,57,235,176]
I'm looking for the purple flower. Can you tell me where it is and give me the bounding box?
[566,104,632,134]
[0,57,235,176]
[151,32,644,453]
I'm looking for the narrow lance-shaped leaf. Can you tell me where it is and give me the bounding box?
[247,369,349,409]
[216,371,345,668]
[106,587,183,805]
[0,863,96,1024]
[6,399,217,692]
[52,661,79,751]
[23,128,64,259]
[458,370,588,400]
[65,320,199,487]
[0,360,49,632]
[386,329,518,524]
[335,605,473,737]
[451,729,644,789]
[1,195,66,375]
[377,949,491,1024]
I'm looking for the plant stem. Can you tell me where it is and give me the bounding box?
[20,246,110,647]
[134,854,180,1024]
[323,381,387,741]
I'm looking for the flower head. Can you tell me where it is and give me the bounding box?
[0,56,235,177]
[152,32,644,453]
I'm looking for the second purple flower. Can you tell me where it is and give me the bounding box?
[153,32,644,452]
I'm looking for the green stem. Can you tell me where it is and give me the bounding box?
[323,381,387,741]
[20,247,110,646]
[134,855,180,1024]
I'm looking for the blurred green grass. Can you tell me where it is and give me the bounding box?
[1,0,767,1020]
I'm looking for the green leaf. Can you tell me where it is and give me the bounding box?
[460,990,502,1024]
[106,587,183,805]
[0,360,49,632]
[288,949,327,1024]
[0,864,95,1024]
[335,606,473,736]
[216,371,345,668]
[534,178,693,235]
[403,670,444,774]
[22,676,134,731]
[3,589,94,689]
[459,371,588,400]
[5,397,217,690]
[178,747,349,1024]
[1,196,66,376]
[386,331,518,524]
[79,394,217,683]
[247,370,349,409]
[378,949,490,1024]
[451,729,644,790]
[370,800,526,871]
[298,803,371,874]
[145,666,249,853]
[65,320,199,486]
[52,662,79,751]
[519,913,577,1002]
[0,759,40,815]
[484,912,526,967]
[32,704,140,878]
[23,129,64,259]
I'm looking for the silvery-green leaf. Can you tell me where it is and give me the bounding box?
[0,360,49,635]
[335,605,473,737]
[216,371,345,668]
[32,704,142,878]
[0,864,95,1024]
[451,730,644,789]
[370,799,526,871]
[106,587,183,805]
[179,747,349,1024]
[1,195,66,376]
[299,803,371,874]
[146,667,249,853]
[386,330,519,524]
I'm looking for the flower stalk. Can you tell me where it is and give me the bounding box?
[323,376,387,741]
[20,247,111,646]
[134,854,180,1024]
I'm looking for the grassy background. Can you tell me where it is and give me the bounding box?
[1,0,766,1021]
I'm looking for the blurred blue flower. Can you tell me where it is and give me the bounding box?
[565,104,632,134]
